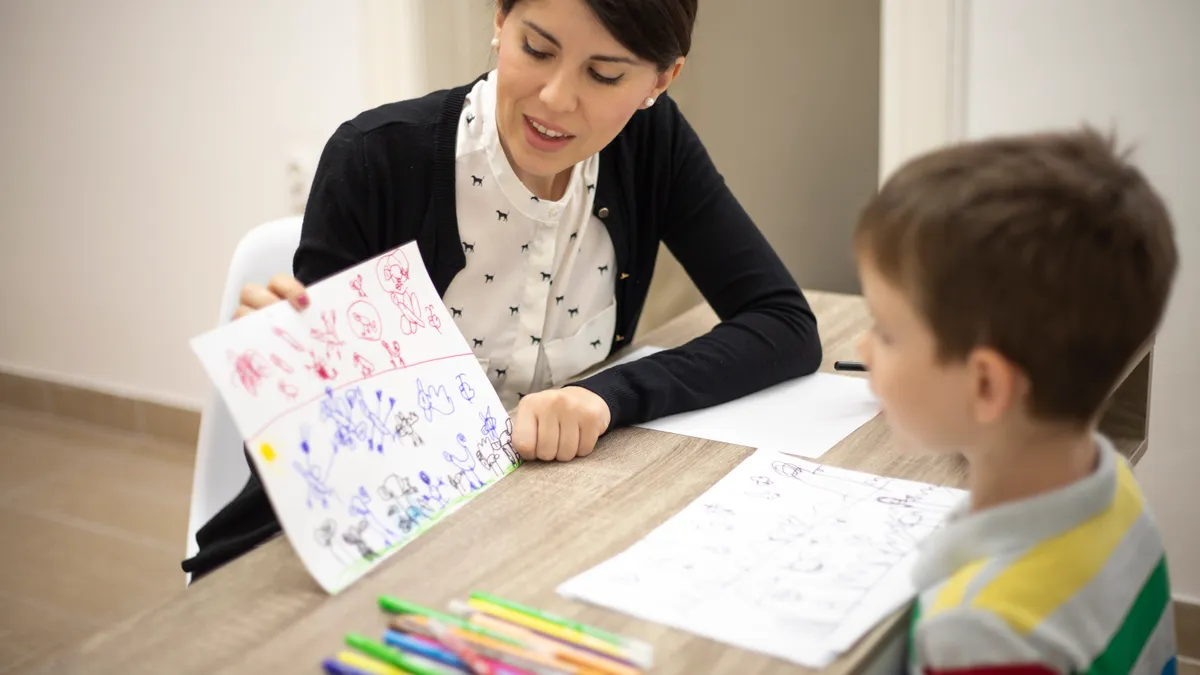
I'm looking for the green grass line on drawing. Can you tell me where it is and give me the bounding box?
[331,461,521,590]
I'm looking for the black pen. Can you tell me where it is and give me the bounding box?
[834,361,868,372]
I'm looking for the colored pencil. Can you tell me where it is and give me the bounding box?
[385,629,534,675]
[390,616,586,675]
[331,650,408,675]
[427,618,495,675]
[467,593,642,653]
[449,603,640,675]
[325,656,393,675]
[345,632,461,675]
[464,598,638,668]
[379,595,522,647]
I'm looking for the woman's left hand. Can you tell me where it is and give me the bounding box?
[512,387,611,462]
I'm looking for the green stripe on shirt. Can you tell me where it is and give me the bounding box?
[1087,555,1170,675]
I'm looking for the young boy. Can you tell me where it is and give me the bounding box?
[854,129,1179,674]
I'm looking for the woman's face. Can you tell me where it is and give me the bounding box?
[494,0,680,180]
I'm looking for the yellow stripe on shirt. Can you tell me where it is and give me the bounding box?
[930,559,988,613]
[970,462,1144,635]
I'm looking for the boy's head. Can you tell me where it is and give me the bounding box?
[854,128,1177,454]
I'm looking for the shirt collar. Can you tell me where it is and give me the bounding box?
[911,434,1120,591]
[473,70,592,223]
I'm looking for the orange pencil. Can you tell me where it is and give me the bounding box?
[458,610,640,675]
[391,616,600,675]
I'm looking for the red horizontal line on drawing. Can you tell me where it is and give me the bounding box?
[246,351,476,440]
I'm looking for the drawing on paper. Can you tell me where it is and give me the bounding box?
[189,241,521,595]
[557,450,965,669]
[348,301,383,341]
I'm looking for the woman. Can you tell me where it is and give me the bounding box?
[183,0,821,580]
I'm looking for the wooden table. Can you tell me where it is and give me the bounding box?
[30,291,1153,675]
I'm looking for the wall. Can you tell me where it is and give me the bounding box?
[0,0,368,409]
[883,0,1200,599]
[641,0,881,334]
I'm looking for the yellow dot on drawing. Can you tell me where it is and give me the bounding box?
[259,443,277,462]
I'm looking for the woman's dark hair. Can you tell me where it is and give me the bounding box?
[498,0,698,72]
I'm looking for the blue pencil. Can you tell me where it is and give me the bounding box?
[384,629,468,671]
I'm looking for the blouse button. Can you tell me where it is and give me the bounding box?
[548,206,560,217]
[598,207,610,218]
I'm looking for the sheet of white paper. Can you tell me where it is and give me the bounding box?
[191,242,519,593]
[638,371,879,458]
[558,450,965,668]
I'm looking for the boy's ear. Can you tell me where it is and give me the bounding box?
[966,347,1026,425]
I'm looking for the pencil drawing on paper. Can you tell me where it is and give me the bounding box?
[190,241,522,594]
[557,450,965,668]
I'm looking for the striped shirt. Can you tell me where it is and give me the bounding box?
[909,435,1176,675]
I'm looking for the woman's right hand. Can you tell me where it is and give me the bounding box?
[233,274,310,320]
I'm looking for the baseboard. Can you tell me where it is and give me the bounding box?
[1179,598,1200,660]
[0,369,200,446]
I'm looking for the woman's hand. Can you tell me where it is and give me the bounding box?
[233,274,310,320]
[512,387,611,462]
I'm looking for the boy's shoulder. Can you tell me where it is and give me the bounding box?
[910,442,1174,673]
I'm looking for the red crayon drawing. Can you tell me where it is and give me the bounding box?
[229,349,270,396]
[350,274,367,298]
[278,380,299,400]
[376,250,410,296]
[306,350,338,381]
[309,310,345,360]
[393,289,426,335]
[273,326,304,352]
[347,300,383,341]
[383,340,405,369]
[270,354,294,374]
[353,353,375,378]
[425,305,442,334]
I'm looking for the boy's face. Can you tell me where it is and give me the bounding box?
[856,256,977,454]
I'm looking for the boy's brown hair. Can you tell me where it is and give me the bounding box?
[855,128,1177,425]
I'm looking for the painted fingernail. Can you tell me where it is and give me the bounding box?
[297,294,310,308]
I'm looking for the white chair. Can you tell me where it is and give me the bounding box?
[184,215,303,582]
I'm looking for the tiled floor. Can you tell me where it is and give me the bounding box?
[0,405,194,673]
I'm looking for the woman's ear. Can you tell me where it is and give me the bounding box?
[493,7,506,40]
[650,57,686,101]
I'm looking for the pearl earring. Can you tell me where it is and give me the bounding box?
[645,97,656,108]
[491,38,500,49]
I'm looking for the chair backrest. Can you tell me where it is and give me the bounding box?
[184,216,303,575]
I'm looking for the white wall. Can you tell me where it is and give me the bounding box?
[0,0,368,409]
[884,0,1200,599]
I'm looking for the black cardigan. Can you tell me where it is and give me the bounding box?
[182,77,821,579]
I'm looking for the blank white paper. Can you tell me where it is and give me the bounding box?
[558,450,965,668]
[600,346,880,457]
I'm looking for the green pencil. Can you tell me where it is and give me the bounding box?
[468,591,653,663]
[344,632,453,675]
[378,595,523,647]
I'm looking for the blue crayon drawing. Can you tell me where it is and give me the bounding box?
[294,437,339,509]
[444,433,484,490]
[479,406,498,440]
[418,471,449,511]
[318,386,400,453]
[416,379,456,422]
[457,374,476,403]
[348,485,395,546]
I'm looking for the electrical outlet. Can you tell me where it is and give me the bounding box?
[285,146,318,215]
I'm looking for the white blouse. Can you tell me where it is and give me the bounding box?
[442,72,617,412]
